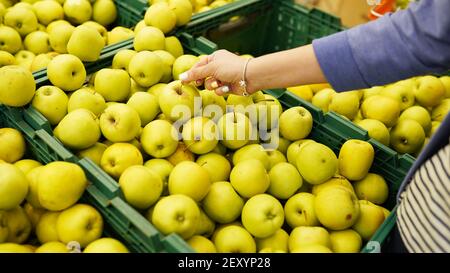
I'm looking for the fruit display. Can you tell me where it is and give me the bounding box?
[289,75,450,157]
[147,0,236,16]
[0,127,129,253]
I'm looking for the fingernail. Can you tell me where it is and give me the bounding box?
[222,86,230,93]
[179,72,188,81]
[196,79,203,86]
[211,81,219,89]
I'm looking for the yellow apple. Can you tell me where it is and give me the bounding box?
[399,105,432,133]
[414,75,445,107]
[187,235,216,253]
[57,204,103,248]
[82,21,108,45]
[77,142,107,166]
[54,109,101,150]
[134,26,165,52]
[352,200,385,241]
[363,86,383,101]
[338,139,374,181]
[128,51,163,87]
[35,241,69,253]
[153,49,176,83]
[94,68,131,102]
[172,54,199,80]
[311,88,335,112]
[47,54,86,91]
[296,142,338,185]
[32,85,68,125]
[329,92,360,120]
[107,26,134,45]
[165,36,184,58]
[141,120,179,158]
[213,225,256,253]
[36,211,60,243]
[14,49,35,70]
[380,84,415,111]
[168,161,210,202]
[311,175,354,195]
[33,0,64,26]
[166,141,194,165]
[23,31,51,54]
[196,153,231,182]
[233,144,269,170]
[92,0,117,26]
[0,243,34,253]
[84,238,129,253]
[390,119,425,154]
[202,181,244,224]
[67,25,105,62]
[279,107,313,141]
[218,112,253,149]
[30,52,58,72]
[48,23,75,54]
[133,20,146,34]
[315,186,360,230]
[147,83,168,99]
[100,103,141,142]
[0,50,15,67]
[14,159,41,175]
[0,128,25,163]
[112,49,136,71]
[255,229,289,253]
[291,244,333,253]
[288,85,313,102]
[0,65,35,107]
[100,143,143,179]
[354,173,389,205]
[268,162,302,199]
[0,210,8,243]
[67,87,106,116]
[266,150,287,169]
[152,194,200,239]
[284,192,319,228]
[126,92,160,127]
[63,0,92,25]
[329,229,362,253]
[37,161,87,211]
[144,159,173,195]
[230,159,269,198]
[144,2,176,34]
[4,206,31,243]
[4,7,38,36]
[431,98,450,122]
[159,81,200,122]
[181,117,218,155]
[356,119,390,146]
[440,76,450,98]
[0,26,22,54]
[169,0,193,26]
[194,208,215,237]
[361,95,400,127]
[286,139,315,165]
[288,226,330,252]
[0,163,28,210]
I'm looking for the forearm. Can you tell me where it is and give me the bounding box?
[246,44,327,93]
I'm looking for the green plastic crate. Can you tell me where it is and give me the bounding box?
[264,89,414,253]
[114,0,147,27]
[180,0,343,56]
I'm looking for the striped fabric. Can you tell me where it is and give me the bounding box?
[397,142,450,253]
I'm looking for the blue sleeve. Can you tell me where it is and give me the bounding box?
[312,0,450,92]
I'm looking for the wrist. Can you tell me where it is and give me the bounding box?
[244,58,260,94]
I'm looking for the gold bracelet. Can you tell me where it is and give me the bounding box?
[239,58,252,97]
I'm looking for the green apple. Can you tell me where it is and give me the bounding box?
[329,92,360,120]
[255,229,289,253]
[77,142,108,166]
[119,166,162,210]
[390,119,425,154]
[414,75,445,107]
[100,103,141,142]
[296,142,338,185]
[194,208,215,237]
[129,51,163,87]
[31,85,68,125]
[356,119,390,146]
[218,112,253,149]
[290,244,333,253]
[33,0,64,26]
[159,81,200,122]
[352,200,385,241]
[37,161,87,211]
[169,0,193,26]
[196,153,231,182]
[266,150,286,169]
[399,105,432,133]
[4,7,38,36]
[23,31,51,54]
[338,139,374,181]
[47,54,86,91]
[67,25,105,62]
[35,242,69,253]
[279,107,313,141]
[95,68,131,102]
[112,49,136,71]
[127,92,160,126]
[92,0,117,26]
[68,87,106,116]
[230,159,269,198]
[152,194,200,239]
[0,25,22,54]
[232,144,270,170]
[431,98,450,122]
[0,65,35,107]
[381,83,415,110]
[311,88,335,112]
[144,2,176,34]
[57,204,103,248]
[201,89,227,122]
[268,162,302,199]
[63,0,92,25]
[361,95,400,128]
[182,117,218,154]
[168,161,211,202]
[141,119,179,158]
[315,186,360,230]
[311,175,354,195]
[241,194,284,238]
[187,235,216,253]
[54,109,101,149]
[36,211,60,243]
[100,143,143,179]
[4,206,31,243]
[284,192,319,228]
[213,225,256,253]
[286,139,315,165]
[0,128,25,163]
[202,181,243,224]
[172,54,199,80]
[165,36,184,58]
[134,26,165,52]
[288,226,331,252]
[354,173,389,205]
[329,229,362,253]
[107,26,134,45]
[14,159,42,175]
[0,163,28,210]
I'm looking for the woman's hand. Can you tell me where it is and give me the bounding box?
[179,50,258,96]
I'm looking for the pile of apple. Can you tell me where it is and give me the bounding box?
[289,75,450,157]
[147,0,235,16]
[0,127,129,253]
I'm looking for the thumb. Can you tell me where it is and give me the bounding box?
[180,63,215,83]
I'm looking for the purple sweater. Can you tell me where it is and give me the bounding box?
[312,0,450,92]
